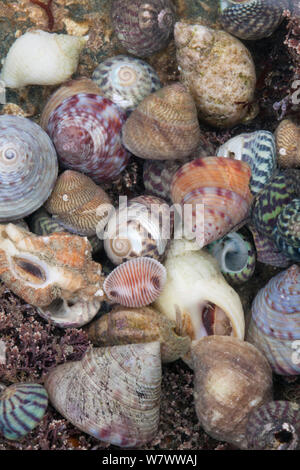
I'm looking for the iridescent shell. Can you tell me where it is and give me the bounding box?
[111,0,176,57]
[104,195,173,265]
[248,223,292,268]
[45,343,161,446]
[247,265,300,375]
[86,305,191,363]
[272,199,300,262]
[207,232,256,285]
[170,157,253,248]
[217,131,277,195]
[246,401,300,450]
[122,83,202,161]
[92,55,161,113]
[0,383,48,440]
[275,119,300,168]
[0,115,58,222]
[104,257,167,307]
[219,0,284,41]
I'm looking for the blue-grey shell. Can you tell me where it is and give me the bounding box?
[272,199,300,262]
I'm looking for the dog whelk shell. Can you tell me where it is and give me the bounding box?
[45,343,162,447]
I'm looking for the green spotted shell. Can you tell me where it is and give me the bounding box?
[273,199,300,262]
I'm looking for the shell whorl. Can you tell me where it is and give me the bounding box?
[275,119,300,169]
[272,199,300,261]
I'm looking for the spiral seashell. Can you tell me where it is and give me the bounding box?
[104,195,173,265]
[0,383,48,440]
[111,0,176,58]
[45,343,161,446]
[0,115,58,222]
[248,223,292,268]
[36,298,101,329]
[219,0,285,41]
[174,22,257,128]
[171,157,253,248]
[0,30,87,88]
[92,55,161,113]
[86,305,191,363]
[104,257,167,307]
[246,401,300,450]
[275,119,300,168]
[207,232,256,285]
[122,83,202,161]
[272,199,300,262]
[247,265,300,375]
[217,131,277,195]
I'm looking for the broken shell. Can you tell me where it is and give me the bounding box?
[37,298,101,329]
[275,120,300,169]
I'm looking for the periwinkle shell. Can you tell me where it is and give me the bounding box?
[272,199,300,261]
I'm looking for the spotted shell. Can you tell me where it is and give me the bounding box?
[0,115,58,222]
[45,343,161,446]
[103,257,167,307]
[272,199,300,262]
[122,83,202,161]
[0,383,48,440]
[111,0,176,57]
[92,55,161,113]
[247,265,300,375]
[248,223,292,268]
[275,119,300,168]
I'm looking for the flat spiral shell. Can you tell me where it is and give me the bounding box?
[0,115,58,222]
[272,199,300,261]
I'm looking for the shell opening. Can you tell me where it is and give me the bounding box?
[274,426,295,445]
[213,233,249,273]
[201,302,233,337]
[12,256,47,285]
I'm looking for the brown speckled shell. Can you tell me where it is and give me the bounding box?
[275,119,300,168]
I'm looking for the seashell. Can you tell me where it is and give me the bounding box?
[207,232,256,285]
[192,336,273,449]
[111,0,176,58]
[0,223,105,308]
[0,115,58,222]
[272,199,300,262]
[246,401,300,450]
[247,265,300,375]
[122,83,202,161]
[0,383,48,440]
[170,157,253,248]
[104,194,173,265]
[174,22,257,128]
[104,257,166,307]
[45,343,161,447]
[92,55,161,113]
[219,0,284,41]
[86,305,191,363]
[41,91,129,183]
[45,170,112,237]
[217,130,277,195]
[275,119,300,169]
[0,30,87,88]
[248,223,292,268]
[36,298,101,329]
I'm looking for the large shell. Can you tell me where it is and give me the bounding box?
[86,305,191,363]
[0,115,58,222]
[111,0,176,57]
[272,199,300,262]
[92,55,161,113]
[192,336,273,449]
[248,223,292,268]
[247,265,300,375]
[275,119,300,168]
[122,83,202,161]
[45,343,161,447]
[170,157,253,248]
[174,22,257,128]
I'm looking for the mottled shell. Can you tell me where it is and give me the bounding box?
[171,157,253,248]
[272,199,300,261]
[104,195,173,265]
[45,343,161,447]
[92,55,161,113]
[122,83,202,160]
[275,119,300,168]
[0,115,58,222]
[104,257,166,307]
[247,265,300,375]
[0,383,48,440]
[246,401,300,450]
[86,305,191,363]
[219,0,284,40]
[217,131,277,195]
[175,22,257,128]
[192,336,273,449]
[111,0,176,57]
[248,223,292,268]
[0,30,87,88]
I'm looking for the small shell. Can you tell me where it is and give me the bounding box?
[45,343,161,447]
[275,119,300,168]
[37,298,101,329]
[0,30,87,88]
[0,383,48,440]
[111,0,176,57]
[104,257,167,307]
[0,115,58,222]
[92,55,161,113]
[272,199,300,262]
[248,223,292,268]
[122,83,202,161]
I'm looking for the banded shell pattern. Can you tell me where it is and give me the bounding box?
[275,119,300,168]
[272,199,300,261]
[248,224,292,268]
